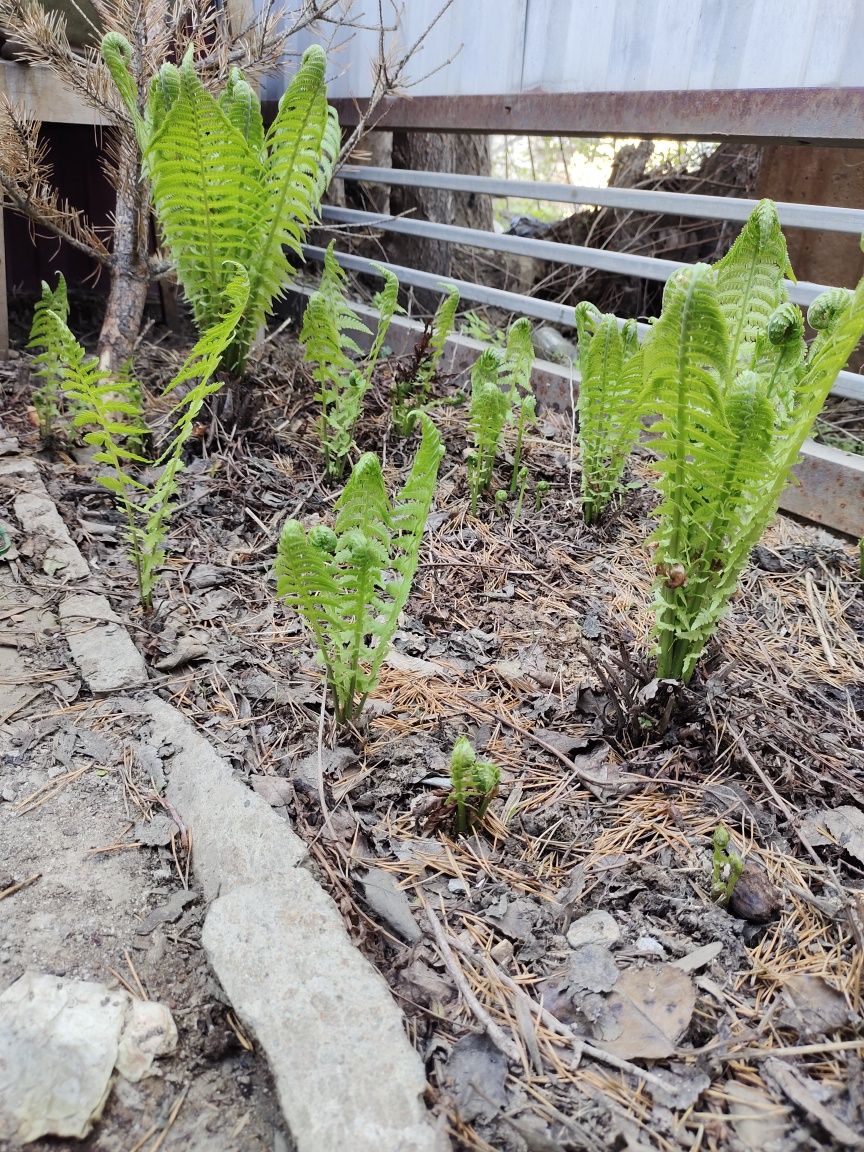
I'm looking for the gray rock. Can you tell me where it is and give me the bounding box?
[13,491,90,580]
[0,973,175,1143]
[531,326,578,366]
[59,594,148,692]
[146,699,307,900]
[203,880,446,1152]
[566,909,620,950]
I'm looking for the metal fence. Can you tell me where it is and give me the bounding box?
[301,164,864,535]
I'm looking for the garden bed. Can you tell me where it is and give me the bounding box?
[3,335,864,1152]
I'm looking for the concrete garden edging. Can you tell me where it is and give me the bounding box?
[145,699,448,1152]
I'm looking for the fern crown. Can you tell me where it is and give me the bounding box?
[102,35,340,375]
[274,414,445,722]
[644,199,864,681]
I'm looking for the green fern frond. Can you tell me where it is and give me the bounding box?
[392,285,460,437]
[367,265,401,379]
[713,198,791,379]
[467,348,509,514]
[301,245,375,478]
[219,67,265,155]
[448,736,500,835]
[144,50,262,342]
[502,318,534,402]
[28,273,71,440]
[274,414,444,722]
[102,36,338,377]
[502,318,537,495]
[644,206,864,683]
[139,269,249,604]
[241,45,340,366]
[43,269,245,610]
[417,285,460,387]
[575,302,645,524]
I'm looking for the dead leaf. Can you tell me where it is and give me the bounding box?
[136,891,198,935]
[384,650,453,680]
[671,941,723,972]
[566,909,620,950]
[154,637,209,671]
[592,963,695,1060]
[249,776,294,808]
[778,974,857,1038]
[644,1064,710,1110]
[444,1033,509,1124]
[358,868,421,943]
[820,806,864,868]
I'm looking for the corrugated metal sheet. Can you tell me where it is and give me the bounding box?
[260,0,864,101]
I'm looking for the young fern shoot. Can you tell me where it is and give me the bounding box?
[448,736,500,836]
[502,318,537,495]
[28,275,71,441]
[574,302,644,524]
[302,243,400,478]
[392,285,460,436]
[36,272,249,609]
[466,318,538,513]
[467,348,509,514]
[644,201,864,682]
[274,414,445,723]
[103,35,339,376]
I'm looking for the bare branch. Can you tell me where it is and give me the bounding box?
[0,96,111,262]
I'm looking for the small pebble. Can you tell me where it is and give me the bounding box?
[566,909,620,950]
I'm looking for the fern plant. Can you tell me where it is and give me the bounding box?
[466,320,538,513]
[302,243,400,479]
[392,285,460,436]
[644,201,864,682]
[28,274,71,441]
[448,736,500,835]
[102,34,339,376]
[36,271,248,609]
[274,414,444,723]
[501,318,537,494]
[467,348,510,514]
[574,302,644,524]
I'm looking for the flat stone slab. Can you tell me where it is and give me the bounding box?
[149,698,445,1151]
[59,593,148,693]
[14,491,90,580]
[146,698,307,898]
[203,882,446,1152]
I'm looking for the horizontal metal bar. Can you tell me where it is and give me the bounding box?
[303,244,579,327]
[336,166,864,236]
[329,88,864,145]
[302,244,864,402]
[321,206,833,308]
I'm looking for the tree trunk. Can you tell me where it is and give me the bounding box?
[388,132,494,309]
[98,136,150,373]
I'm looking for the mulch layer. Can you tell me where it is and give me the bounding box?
[3,329,864,1152]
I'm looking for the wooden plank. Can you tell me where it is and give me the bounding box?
[0,61,105,125]
[288,285,864,538]
[328,87,864,143]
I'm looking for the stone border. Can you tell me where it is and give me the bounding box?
[146,700,448,1152]
[4,457,446,1149]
